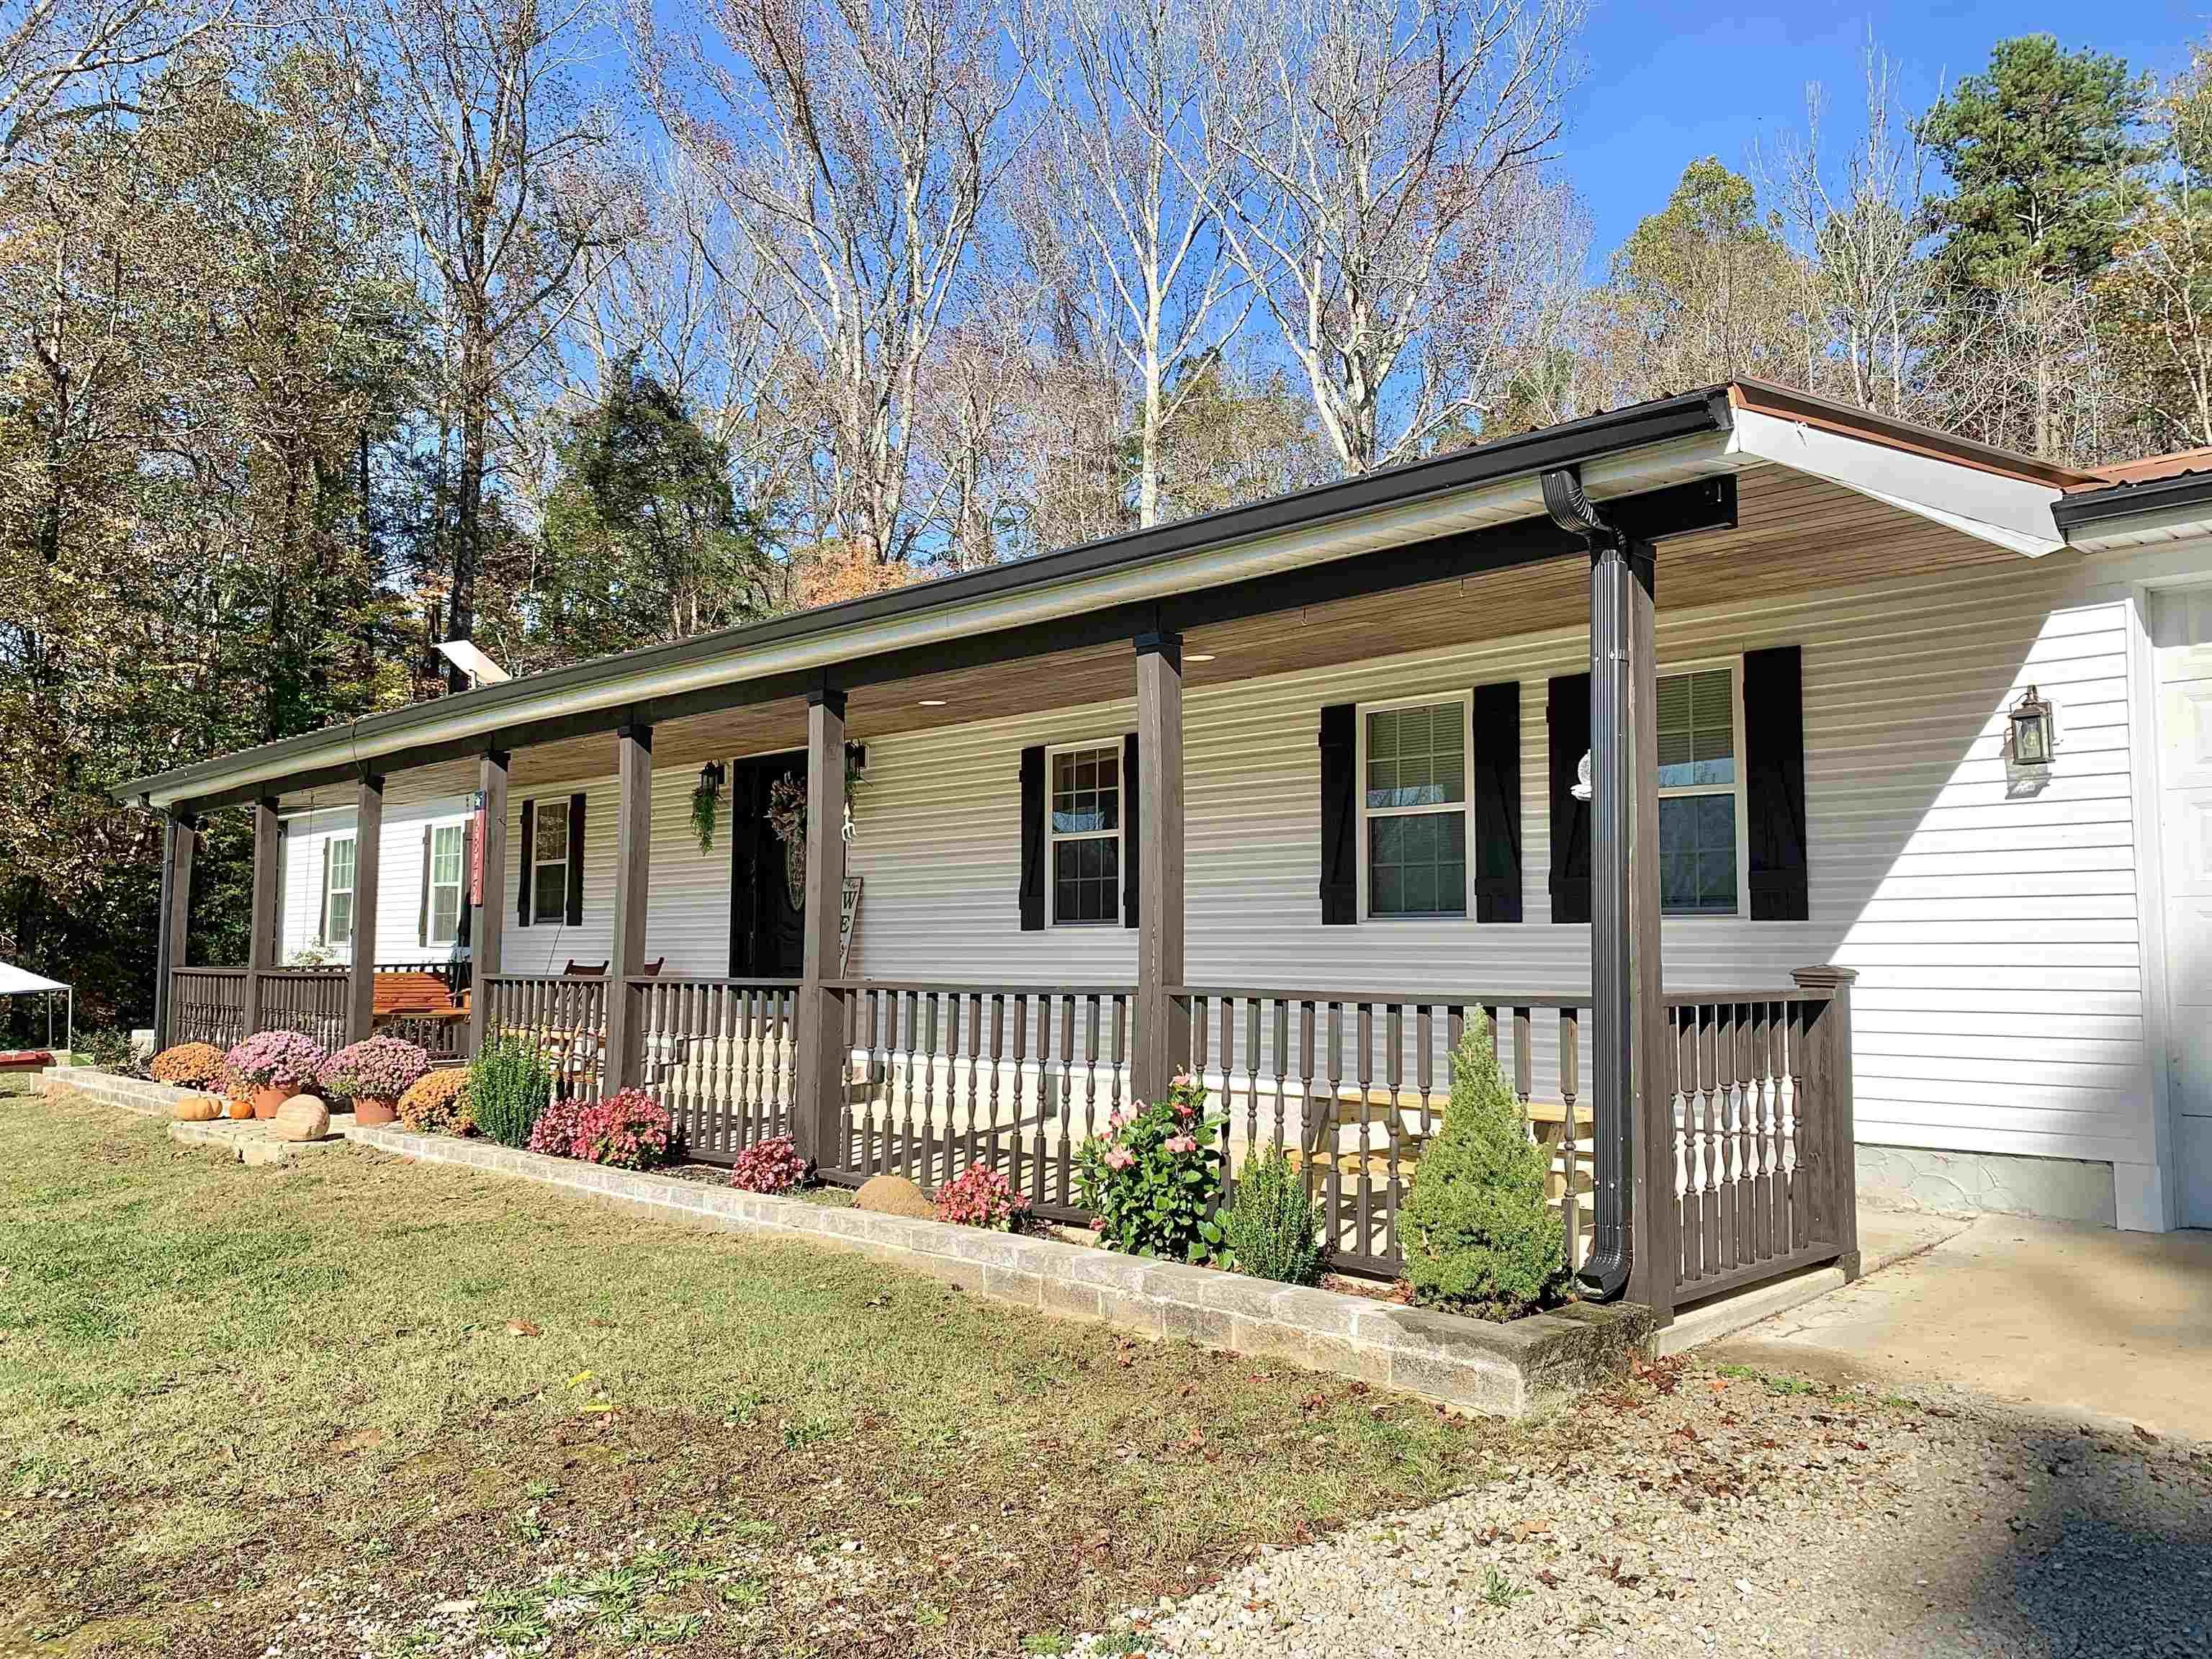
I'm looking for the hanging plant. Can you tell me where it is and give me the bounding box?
[692,761,725,853]
[765,749,867,909]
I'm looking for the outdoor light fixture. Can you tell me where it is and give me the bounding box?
[2008,686,2055,770]
[1185,652,1217,663]
[698,760,724,792]
[917,698,948,706]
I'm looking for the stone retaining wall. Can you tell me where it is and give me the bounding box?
[46,1067,1652,1418]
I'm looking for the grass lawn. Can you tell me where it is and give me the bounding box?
[0,1086,1541,1657]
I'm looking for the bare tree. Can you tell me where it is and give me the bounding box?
[0,0,227,174]
[1193,0,1584,473]
[1025,0,1246,526]
[637,0,1028,566]
[338,0,631,688]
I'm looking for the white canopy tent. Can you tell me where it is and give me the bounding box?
[0,962,71,1056]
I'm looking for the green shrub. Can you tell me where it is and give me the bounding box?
[1074,1075,1226,1264]
[468,1034,551,1149]
[1222,1146,1326,1285]
[1400,1013,1566,1320]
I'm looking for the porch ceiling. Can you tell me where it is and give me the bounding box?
[313,461,2038,815]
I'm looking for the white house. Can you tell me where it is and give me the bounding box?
[120,382,2212,1289]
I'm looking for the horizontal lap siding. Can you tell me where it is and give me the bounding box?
[275,799,467,968]
[847,559,2152,1170]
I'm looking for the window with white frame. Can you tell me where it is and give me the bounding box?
[325,835,356,947]
[1361,698,1469,918]
[428,822,467,945]
[1656,665,1746,915]
[1048,742,1121,925]
[533,800,570,924]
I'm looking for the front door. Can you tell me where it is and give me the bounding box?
[2154,586,2212,1227]
[727,750,807,979]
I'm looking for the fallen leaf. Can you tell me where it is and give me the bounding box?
[506,1319,540,1338]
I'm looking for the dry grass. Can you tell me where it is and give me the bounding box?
[0,1088,1520,1657]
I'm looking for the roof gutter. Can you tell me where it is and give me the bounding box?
[2053,469,2212,532]
[117,389,1735,812]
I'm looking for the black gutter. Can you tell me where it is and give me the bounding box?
[114,386,1735,806]
[2052,469,2212,531]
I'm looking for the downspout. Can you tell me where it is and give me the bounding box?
[1542,467,1632,1301]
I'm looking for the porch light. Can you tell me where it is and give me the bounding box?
[1186,652,1217,662]
[2008,686,2055,770]
[698,760,725,793]
[918,698,947,706]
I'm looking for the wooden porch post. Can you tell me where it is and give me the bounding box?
[602,723,653,1097]
[467,750,508,1059]
[242,796,280,1037]
[152,811,197,1052]
[1579,528,1673,1321]
[1133,629,1186,1105]
[1792,964,1861,1280]
[345,775,384,1044]
[793,687,848,1169]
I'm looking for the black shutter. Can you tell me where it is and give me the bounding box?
[1743,645,1809,920]
[1018,746,1046,930]
[517,799,534,926]
[1318,703,1357,925]
[418,826,432,947]
[1470,681,1522,922]
[1547,673,1591,924]
[565,791,586,926]
[1121,731,1139,929]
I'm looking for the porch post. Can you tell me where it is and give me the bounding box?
[242,796,280,1037]
[1577,526,1671,1318]
[793,687,848,1169]
[467,750,508,1059]
[345,774,384,1044]
[151,811,197,1052]
[1791,964,1861,1280]
[602,723,653,1097]
[1133,629,1186,1105]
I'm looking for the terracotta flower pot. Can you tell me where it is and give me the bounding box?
[353,1096,398,1127]
[250,1084,288,1119]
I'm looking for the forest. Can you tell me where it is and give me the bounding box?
[4,0,2208,1033]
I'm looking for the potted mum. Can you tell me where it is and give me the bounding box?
[320,1035,430,1127]
[224,1030,328,1118]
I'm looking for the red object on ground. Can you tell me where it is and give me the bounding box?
[0,1051,53,1071]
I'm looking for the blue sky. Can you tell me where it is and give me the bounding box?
[1561,1,2203,261]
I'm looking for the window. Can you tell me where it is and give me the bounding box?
[325,835,356,947]
[533,800,570,923]
[1360,698,1469,917]
[428,822,466,945]
[1656,665,1746,916]
[1047,742,1121,925]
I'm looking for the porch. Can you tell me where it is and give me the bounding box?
[133,398,1953,1323]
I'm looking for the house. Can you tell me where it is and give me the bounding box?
[114,382,2212,1320]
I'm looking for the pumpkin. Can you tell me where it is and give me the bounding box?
[224,1095,256,1120]
[171,1095,222,1123]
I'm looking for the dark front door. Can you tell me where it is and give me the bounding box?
[728,750,807,978]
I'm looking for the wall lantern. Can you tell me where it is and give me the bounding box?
[2008,686,2056,771]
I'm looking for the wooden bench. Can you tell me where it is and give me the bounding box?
[372,971,461,1022]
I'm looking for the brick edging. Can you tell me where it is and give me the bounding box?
[343,1120,1652,1417]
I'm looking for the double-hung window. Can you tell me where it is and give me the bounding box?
[1048,741,1121,925]
[427,822,467,945]
[533,800,570,924]
[1360,697,1470,918]
[324,835,356,948]
[1656,664,1748,916]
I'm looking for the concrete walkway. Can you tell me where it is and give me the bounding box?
[1713,1205,2212,1442]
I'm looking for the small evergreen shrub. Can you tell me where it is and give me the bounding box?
[150,1041,226,1087]
[81,1029,141,1075]
[1400,1014,1566,1320]
[1074,1075,1226,1264]
[1222,1146,1326,1285]
[935,1165,1029,1231]
[729,1133,806,1194]
[469,1033,551,1148]
[397,1068,472,1135]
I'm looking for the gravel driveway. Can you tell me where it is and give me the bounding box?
[1082,1359,2212,1658]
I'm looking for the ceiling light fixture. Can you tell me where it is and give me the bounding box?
[1185,652,1216,663]
[918,698,948,706]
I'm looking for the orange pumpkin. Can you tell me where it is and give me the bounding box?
[224,1095,256,1120]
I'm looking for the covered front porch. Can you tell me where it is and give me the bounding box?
[128,387,2051,1323]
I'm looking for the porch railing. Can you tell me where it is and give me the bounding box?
[478,974,608,1102]
[257,968,350,1049]
[826,981,1134,1221]
[169,967,248,1051]
[630,977,800,1159]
